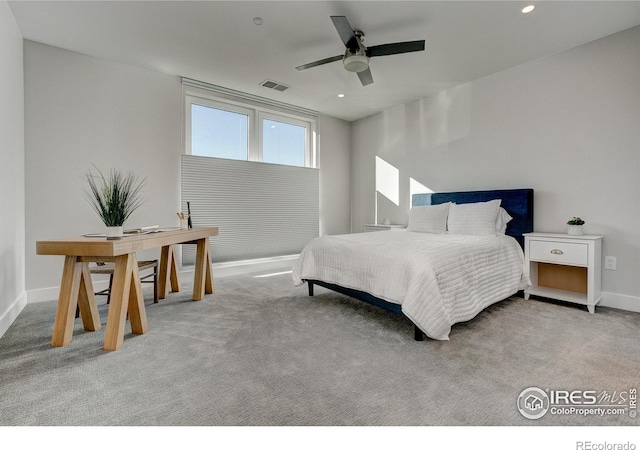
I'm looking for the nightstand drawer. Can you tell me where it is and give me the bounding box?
[529,240,588,266]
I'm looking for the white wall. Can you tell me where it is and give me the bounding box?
[0,1,26,337]
[24,41,352,299]
[319,115,351,236]
[351,26,640,304]
[24,41,184,296]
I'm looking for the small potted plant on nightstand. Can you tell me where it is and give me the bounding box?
[84,167,146,239]
[567,217,585,236]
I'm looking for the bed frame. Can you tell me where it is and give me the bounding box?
[305,188,534,341]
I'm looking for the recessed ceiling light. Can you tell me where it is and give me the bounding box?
[522,5,535,14]
[253,17,264,25]
[338,93,345,98]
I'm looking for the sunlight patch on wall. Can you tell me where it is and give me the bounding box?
[375,156,399,206]
[410,178,433,207]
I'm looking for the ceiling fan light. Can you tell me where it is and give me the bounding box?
[343,54,369,73]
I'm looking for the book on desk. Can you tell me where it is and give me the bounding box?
[83,225,181,238]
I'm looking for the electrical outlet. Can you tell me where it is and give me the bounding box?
[605,256,617,270]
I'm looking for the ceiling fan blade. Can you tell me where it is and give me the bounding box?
[331,15,359,51]
[357,67,374,86]
[295,55,343,71]
[367,40,425,57]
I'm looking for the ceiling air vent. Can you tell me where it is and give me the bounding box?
[260,80,290,92]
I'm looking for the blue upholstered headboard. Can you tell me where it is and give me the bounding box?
[412,188,534,248]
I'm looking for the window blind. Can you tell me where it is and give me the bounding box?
[181,155,319,265]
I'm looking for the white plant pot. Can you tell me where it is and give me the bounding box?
[106,226,124,240]
[567,224,584,236]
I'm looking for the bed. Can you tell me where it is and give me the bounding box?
[292,188,534,341]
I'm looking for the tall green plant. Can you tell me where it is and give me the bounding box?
[84,167,146,227]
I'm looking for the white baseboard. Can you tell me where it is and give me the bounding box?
[26,255,299,304]
[210,254,298,277]
[0,291,27,339]
[27,280,111,304]
[179,254,298,278]
[29,258,635,316]
[601,291,640,313]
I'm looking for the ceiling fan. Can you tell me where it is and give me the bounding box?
[295,15,425,86]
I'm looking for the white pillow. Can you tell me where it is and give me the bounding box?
[495,207,513,235]
[406,203,451,234]
[447,199,502,236]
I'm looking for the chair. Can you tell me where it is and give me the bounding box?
[91,259,159,304]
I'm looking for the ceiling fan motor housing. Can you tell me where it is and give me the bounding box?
[344,52,370,72]
[344,30,370,72]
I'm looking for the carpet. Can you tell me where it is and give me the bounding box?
[1,270,638,426]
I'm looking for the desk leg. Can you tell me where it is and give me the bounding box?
[103,254,133,351]
[159,245,181,299]
[193,237,214,301]
[127,254,149,335]
[77,263,101,332]
[51,256,83,347]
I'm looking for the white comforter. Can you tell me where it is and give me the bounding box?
[292,231,530,340]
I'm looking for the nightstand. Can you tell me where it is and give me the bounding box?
[523,232,603,313]
[363,224,407,232]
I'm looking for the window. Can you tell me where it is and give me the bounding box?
[261,117,308,167]
[181,79,320,264]
[185,87,316,168]
[191,104,249,161]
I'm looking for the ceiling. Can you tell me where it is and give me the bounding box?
[9,1,640,122]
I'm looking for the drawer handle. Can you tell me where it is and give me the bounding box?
[550,249,564,255]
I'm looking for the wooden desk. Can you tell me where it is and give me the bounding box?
[36,227,219,351]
